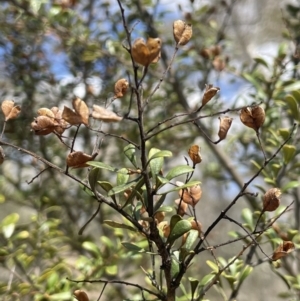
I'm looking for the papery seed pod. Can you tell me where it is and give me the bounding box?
[179,184,202,207]
[272,241,295,261]
[173,20,192,46]
[175,199,188,216]
[218,116,233,141]
[188,144,202,164]
[210,45,222,56]
[1,100,21,121]
[67,151,97,168]
[91,105,123,122]
[114,78,129,98]
[0,146,5,165]
[74,290,89,301]
[181,232,189,246]
[72,97,89,126]
[31,116,57,135]
[146,37,161,64]
[190,220,202,236]
[37,108,55,118]
[263,188,281,212]
[62,106,83,125]
[202,84,220,106]
[199,48,211,59]
[154,211,165,224]
[131,38,149,66]
[212,56,226,71]
[189,184,202,202]
[162,223,170,238]
[240,106,265,132]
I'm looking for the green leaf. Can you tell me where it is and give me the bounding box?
[206,260,219,273]
[149,148,164,180]
[88,161,126,173]
[253,57,269,68]
[49,292,72,300]
[124,144,137,167]
[239,265,253,284]
[89,167,101,192]
[122,242,145,253]
[108,177,141,196]
[123,176,145,206]
[171,254,180,279]
[103,220,137,232]
[165,165,194,180]
[183,229,198,250]
[148,149,172,161]
[167,218,192,245]
[285,94,300,120]
[153,194,167,212]
[241,208,253,227]
[98,181,114,193]
[282,144,296,164]
[1,213,19,239]
[292,90,300,104]
[158,180,201,195]
[1,213,19,226]
[189,277,200,298]
[82,241,100,255]
[281,181,300,192]
[199,274,215,287]
[117,168,129,186]
[155,205,173,213]
[105,265,117,275]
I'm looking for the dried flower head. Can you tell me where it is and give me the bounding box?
[74,290,89,301]
[202,84,220,106]
[263,188,281,212]
[173,20,192,46]
[1,100,21,121]
[131,37,161,66]
[188,144,202,165]
[179,184,202,207]
[240,106,265,132]
[218,116,233,141]
[114,78,129,98]
[272,241,295,261]
[67,151,97,168]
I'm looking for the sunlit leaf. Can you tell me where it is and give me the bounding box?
[122,242,145,252]
[124,144,137,167]
[104,220,137,232]
[165,165,194,180]
[158,180,201,195]
[167,218,191,245]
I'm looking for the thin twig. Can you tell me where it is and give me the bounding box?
[78,202,102,235]
[26,167,51,184]
[67,277,164,299]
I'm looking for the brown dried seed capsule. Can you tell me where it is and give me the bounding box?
[114,78,129,98]
[146,37,161,64]
[240,106,265,132]
[272,241,295,261]
[131,37,161,66]
[1,100,21,121]
[202,84,220,106]
[175,199,188,216]
[173,20,192,46]
[218,116,233,141]
[263,188,281,212]
[188,145,202,164]
[74,290,89,301]
[66,151,97,168]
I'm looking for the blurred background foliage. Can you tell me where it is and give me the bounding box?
[0,0,299,300]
